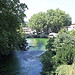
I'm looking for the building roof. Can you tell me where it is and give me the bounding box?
[71,23,75,25]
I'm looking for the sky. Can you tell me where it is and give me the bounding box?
[20,0,75,23]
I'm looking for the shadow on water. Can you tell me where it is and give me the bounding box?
[0,38,48,75]
[0,54,20,75]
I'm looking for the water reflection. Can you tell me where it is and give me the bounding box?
[27,38,48,51]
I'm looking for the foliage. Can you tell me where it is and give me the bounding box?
[46,38,55,51]
[67,30,75,36]
[28,8,72,34]
[0,0,27,55]
[54,32,75,65]
[56,63,75,75]
[28,12,46,34]
[17,24,28,50]
[41,38,55,75]
[41,30,75,75]
[46,8,71,32]
[41,52,54,75]
[21,22,27,27]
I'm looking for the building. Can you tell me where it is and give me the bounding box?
[66,23,75,31]
[22,27,37,35]
[48,33,57,38]
[22,27,32,34]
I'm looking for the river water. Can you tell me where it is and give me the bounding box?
[0,38,48,75]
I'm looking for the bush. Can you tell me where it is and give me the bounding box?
[56,63,75,75]
[41,30,75,74]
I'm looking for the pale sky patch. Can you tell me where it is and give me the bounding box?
[20,0,75,23]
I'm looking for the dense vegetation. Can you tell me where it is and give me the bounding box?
[56,63,75,75]
[41,30,75,75]
[0,0,27,55]
[28,8,72,34]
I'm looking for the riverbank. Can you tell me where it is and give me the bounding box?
[26,34,48,38]
[0,38,48,75]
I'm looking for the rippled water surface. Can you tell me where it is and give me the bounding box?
[0,38,48,75]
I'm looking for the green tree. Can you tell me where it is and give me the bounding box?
[41,30,75,74]
[56,63,75,75]
[46,8,72,32]
[0,0,27,55]
[28,8,72,34]
[28,12,46,34]
[41,38,55,75]
[54,31,75,65]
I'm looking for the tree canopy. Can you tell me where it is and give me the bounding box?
[28,8,72,33]
[28,12,46,34]
[41,30,75,75]
[0,0,27,55]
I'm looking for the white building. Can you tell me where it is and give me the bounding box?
[66,23,75,31]
[22,27,37,35]
[49,33,57,38]
[22,27,32,34]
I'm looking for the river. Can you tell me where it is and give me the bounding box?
[0,38,48,75]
